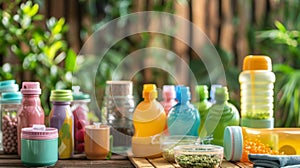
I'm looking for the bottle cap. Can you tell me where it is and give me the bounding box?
[72,86,90,102]
[21,125,58,140]
[162,85,176,99]
[0,92,22,104]
[243,55,272,71]
[223,126,243,161]
[176,86,191,102]
[210,84,222,103]
[50,90,73,102]
[196,85,209,100]
[142,84,157,99]
[215,87,229,102]
[21,82,41,95]
[0,80,19,93]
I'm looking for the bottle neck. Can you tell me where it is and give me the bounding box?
[52,101,71,105]
[215,100,228,105]
[22,94,41,106]
[144,97,156,102]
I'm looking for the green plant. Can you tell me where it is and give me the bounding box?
[0,0,76,115]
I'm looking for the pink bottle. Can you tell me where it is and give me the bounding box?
[17,82,45,155]
[160,85,177,115]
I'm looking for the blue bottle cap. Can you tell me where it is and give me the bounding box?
[176,86,191,103]
[223,126,243,161]
[0,92,22,104]
[0,80,19,92]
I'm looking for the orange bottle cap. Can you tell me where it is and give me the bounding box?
[142,84,158,99]
[242,55,272,71]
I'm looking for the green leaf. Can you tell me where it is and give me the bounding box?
[275,21,286,32]
[28,4,39,17]
[65,49,77,72]
[52,18,65,34]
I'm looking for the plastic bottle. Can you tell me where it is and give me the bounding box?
[102,81,135,154]
[239,55,276,128]
[49,90,74,159]
[71,86,90,154]
[168,86,200,136]
[1,92,22,154]
[194,85,212,134]
[17,82,45,156]
[204,87,239,146]
[209,84,222,104]
[0,80,19,151]
[132,84,166,157]
[224,126,300,162]
[160,85,177,115]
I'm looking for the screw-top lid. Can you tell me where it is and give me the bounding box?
[243,55,272,71]
[142,84,158,99]
[176,86,191,102]
[72,86,90,102]
[105,81,133,96]
[214,86,229,103]
[196,85,209,100]
[50,90,73,102]
[0,80,19,93]
[21,82,41,95]
[224,126,243,161]
[162,85,176,99]
[21,124,58,140]
[0,92,22,104]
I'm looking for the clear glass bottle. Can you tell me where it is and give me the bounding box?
[18,82,45,156]
[71,86,90,154]
[224,126,300,162]
[239,55,276,128]
[49,90,74,159]
[102,81,135,154]
[204,87,240,146]
[168,86,200,136]
[1,92,22,154]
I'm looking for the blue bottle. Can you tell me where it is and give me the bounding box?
[167,86,200,136]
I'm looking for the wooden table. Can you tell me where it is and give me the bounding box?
[0,154,252,167]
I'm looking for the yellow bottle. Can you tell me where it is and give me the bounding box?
[132,84,166,157]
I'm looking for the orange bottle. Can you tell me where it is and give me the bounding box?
[132,84,166,157]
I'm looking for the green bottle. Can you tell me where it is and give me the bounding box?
[194,85,212,135]
[204,87,240,146]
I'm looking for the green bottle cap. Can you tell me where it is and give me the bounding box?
[50,90,73,102]
[196,85,209,100]
[214,87,229,102]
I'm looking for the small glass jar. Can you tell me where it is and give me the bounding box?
[21,125,58,167]
[1,92,22,154]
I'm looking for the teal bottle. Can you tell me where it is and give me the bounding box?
[167,86,200,136]
[204,87,240,146]
[194,85,212,135]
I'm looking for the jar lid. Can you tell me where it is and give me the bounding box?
[162,85,176,99]
[142,84,157,99]
[21,82,41,95]
[72,86,90,101]
[21,125,58,140]
[0,92,22,104]
[243,55,272,71]
[0,80,19,93]
[223,126,243,161]
[50,90,73,102]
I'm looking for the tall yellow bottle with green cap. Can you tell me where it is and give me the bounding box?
[132,84,166,157]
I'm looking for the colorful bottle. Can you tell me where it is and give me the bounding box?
[1,92,22,154]
[71,86,90,154]
[194,85,212,134]
[224,126,300,162]
[49,90,74,159]
[168,86,200,136]
[160,85,177,115]
[239,55,276,128]
[17,82,45,156]
[209,84,222,104]
[0,80,19,151]
[132,84,166,157]
[204,87,239,146]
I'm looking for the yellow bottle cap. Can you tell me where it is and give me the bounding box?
[243,55,272,71]
[142,84,157,99]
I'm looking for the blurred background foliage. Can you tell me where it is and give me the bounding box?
[1,0,300,126]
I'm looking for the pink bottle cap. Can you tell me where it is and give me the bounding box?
[163,85,176,99]
[21,82,41,95]
[21,125,58,140]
